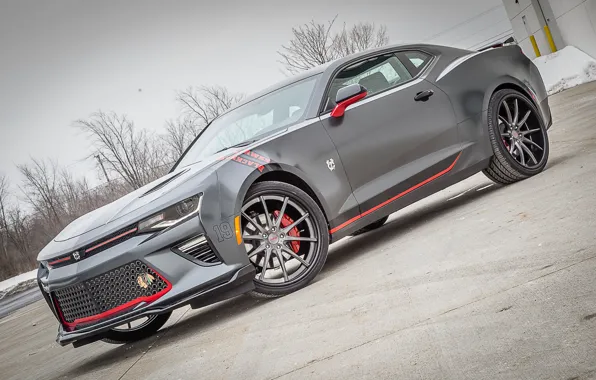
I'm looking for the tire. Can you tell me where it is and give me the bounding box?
[241,181,329,299]
[483,89,550,185]
[351,216,389,236]
[101,311,171,344]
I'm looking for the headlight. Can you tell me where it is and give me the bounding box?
[138,195,201,233]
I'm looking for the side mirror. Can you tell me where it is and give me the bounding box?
[331,84,367,118]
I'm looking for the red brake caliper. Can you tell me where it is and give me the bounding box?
[273,210,300,253]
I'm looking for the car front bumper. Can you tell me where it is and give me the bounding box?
[37,214,255,347]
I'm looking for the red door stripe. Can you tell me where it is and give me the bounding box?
[329,152,461,234]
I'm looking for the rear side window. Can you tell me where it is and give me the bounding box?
[396,51,432,76]
[323,54,413,112]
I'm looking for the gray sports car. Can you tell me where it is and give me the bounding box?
[37,43,551,347]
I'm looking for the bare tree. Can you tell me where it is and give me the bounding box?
[0,175,10,263]
[17,159,63,226]
[162,115,200,159]
[75,111,171,189]
[177,85,244,128]
[333,22,389,57]
[278,16,389,74]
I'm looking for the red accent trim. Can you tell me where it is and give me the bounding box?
[48,256,71,266]
[331,91,367,118]
[85,227,138,253]
[329,153,462,234]
[54,268,172,331]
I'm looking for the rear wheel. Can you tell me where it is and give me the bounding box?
[241,181,329,298]
[101,312,171,344]
[351,216,389,236]
[483,89,549,185]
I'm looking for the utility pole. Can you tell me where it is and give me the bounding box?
[95,154,111,185]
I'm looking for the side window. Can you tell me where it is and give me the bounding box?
[324,54,413,112]
[397,51,432,76]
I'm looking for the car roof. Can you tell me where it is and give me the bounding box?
[223,43,458,116]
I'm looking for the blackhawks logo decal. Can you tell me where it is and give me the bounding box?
[137,273,155,289]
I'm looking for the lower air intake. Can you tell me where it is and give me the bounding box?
[53,261,170,329]
[174,235,221,265]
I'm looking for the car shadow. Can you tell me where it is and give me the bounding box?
[55,181,502,378]
[320,181,501,277]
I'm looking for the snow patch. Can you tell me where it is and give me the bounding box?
[533,46,596,95]
[0,269,37,296]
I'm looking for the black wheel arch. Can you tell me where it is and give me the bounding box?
[239,165,331,228]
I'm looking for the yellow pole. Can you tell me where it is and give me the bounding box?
[529,35,541,57]
[544,25,557,53]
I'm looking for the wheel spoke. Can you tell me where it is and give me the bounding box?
[259,248,273,280]
[502,101,513,125]
[516,142,526,165]
[259,196,273,229]
[247,243,266,258]
[518,110,531,127]
[500,132,510,137]
[281,245,309,267]
[519,141,539,165]
[274,249,289,281]
[522,128,541,135]
[498,115,510,127]
[521,137,544,151]
[274,197,289,229]
[513,99,519,125]
[244,235,265,241]
[509,140,516,154]
[282,213,309,233]
[242,212,266,234]
[284,236,317,242]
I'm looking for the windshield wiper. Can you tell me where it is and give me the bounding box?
[214,139,258,155]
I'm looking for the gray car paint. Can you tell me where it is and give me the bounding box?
[36,42,551,346]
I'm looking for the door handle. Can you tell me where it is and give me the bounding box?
[414,89,434,102]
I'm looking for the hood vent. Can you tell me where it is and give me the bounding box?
[173,235,221,265]
[141,169,189,197]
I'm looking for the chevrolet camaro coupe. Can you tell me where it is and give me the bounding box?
[37,43,551,347]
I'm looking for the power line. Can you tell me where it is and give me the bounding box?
[423,5,503,42]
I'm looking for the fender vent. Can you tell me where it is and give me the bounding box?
[174,235,221,265]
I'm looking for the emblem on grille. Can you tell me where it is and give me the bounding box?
[72,251,81,261]
[137,273,155,289]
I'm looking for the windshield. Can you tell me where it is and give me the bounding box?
[176,74,320,168]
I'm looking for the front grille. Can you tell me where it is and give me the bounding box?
[174,235,221,265]
[48,225,138,268]
[53,261,170,328]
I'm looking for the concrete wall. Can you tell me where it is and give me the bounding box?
[502,0,551,58]
[548,0,596,58]
[502,0,596,58]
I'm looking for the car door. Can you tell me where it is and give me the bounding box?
[319,50,461,217]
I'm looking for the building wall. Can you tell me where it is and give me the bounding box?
[502,0,552,58]
[549,0,596,58]
[502,0,596,58]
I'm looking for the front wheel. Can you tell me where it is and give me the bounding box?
[101,312,171,344]
[483,89,550,185]
[241,181,329,298]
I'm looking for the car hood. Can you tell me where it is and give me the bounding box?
[53,157,217,243]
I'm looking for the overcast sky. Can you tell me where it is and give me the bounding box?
[0,0,510,191]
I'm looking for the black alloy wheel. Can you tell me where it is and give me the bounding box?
[241,181,329,298]
[483,89,550,185]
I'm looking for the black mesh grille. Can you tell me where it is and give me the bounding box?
[53,261,169,326]
[174,235,221,265]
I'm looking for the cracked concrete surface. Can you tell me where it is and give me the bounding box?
[2,81,596,380]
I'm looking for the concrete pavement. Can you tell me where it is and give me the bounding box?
[2,81,596,380]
